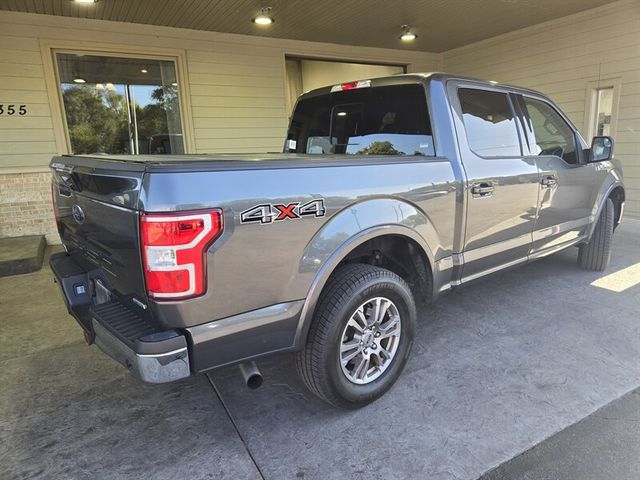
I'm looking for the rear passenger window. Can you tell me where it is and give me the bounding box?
[287,84,434,156]
[522,97,578,164]
[458,88,521,157]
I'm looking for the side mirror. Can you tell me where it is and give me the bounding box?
[590,136,614,162]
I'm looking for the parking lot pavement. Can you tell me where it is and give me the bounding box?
[209,219,640,480]
[0,253,261,480]
[1,220,638,480]
[481,387,640,480]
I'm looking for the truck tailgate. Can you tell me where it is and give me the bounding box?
[51,156,146,300]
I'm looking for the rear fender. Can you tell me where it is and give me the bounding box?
[291,198,439,347]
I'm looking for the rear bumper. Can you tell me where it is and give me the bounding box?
[49,252,191,383]
[50,252,306,379]
[92,319,189,383]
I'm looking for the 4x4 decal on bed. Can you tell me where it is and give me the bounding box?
[240,199,326,224]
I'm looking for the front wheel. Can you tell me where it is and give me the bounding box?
[295,264,416,408]
[578,198,614,272]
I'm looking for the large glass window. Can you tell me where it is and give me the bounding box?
[523,97,578,165]
[56,53,184,155]
[593,87,613,136]
[286,85,434,156]
[458,88,521,157]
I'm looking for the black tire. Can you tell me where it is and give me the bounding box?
[578,198,614,271]
[295,263,416,409]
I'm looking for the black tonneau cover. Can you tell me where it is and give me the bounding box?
[53,152,444,174]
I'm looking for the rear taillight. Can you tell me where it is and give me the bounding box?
[140,210,223,301]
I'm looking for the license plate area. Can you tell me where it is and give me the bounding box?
[94,279,113,305]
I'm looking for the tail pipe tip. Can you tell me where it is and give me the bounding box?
[239,361,263,389]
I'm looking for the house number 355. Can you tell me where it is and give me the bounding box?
[0,104,27,116]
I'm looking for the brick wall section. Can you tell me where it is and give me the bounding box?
[0,172,60,244]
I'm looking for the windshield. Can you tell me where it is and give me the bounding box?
[285,84,434,156]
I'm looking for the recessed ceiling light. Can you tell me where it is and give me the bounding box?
[73,0,98,4]
[140,68,148,74]
[73,77,86,84]
[252,7,274,25]
[399,25,417,42]
[336,112,347,117]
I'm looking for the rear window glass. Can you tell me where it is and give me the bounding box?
[458,88,521,157]
[286,84,434,156]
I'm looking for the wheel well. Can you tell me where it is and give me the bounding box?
[609,186,625,228]
[339,234,433,303]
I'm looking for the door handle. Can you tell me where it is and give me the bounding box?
[541,175,557,188]
[471,183,495,197]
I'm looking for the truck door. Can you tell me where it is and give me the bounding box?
[515,94,604,257]
[447,82,539,281]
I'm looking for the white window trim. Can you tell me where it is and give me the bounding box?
[39,39,196,156]
[583,77,622,141]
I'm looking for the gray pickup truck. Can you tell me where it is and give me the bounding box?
[50,73,625,408]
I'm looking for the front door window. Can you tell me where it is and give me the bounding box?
[56,53,184,155]
[522,98,578,164]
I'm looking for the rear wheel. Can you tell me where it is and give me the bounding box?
[295,264,416,408]
[578,198,614,272]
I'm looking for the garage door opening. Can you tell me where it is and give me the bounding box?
[285,57,406,114]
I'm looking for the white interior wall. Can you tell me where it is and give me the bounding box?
[300,60,404,93]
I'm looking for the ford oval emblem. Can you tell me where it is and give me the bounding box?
[72,204,85,224]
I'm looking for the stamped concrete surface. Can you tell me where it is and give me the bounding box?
[0,251,260,480]
[0,220,638,480]
[482,387,640,480]
[209,219,640,480]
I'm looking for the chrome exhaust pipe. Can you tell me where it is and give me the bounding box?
[239,361,263,389]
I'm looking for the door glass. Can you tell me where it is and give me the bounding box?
[56,53,184,155]
[523,98,578,164]
[594,87,613,136]
[458,88,521,157]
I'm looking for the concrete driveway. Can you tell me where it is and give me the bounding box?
[1,220,639,480]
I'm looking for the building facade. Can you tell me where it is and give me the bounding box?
[0,0,638,244]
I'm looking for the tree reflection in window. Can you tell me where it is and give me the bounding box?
[63,84,180,154]
[356,141,402,155]
[57,53,184,155]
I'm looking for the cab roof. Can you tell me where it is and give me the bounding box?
[299,72,546,100]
